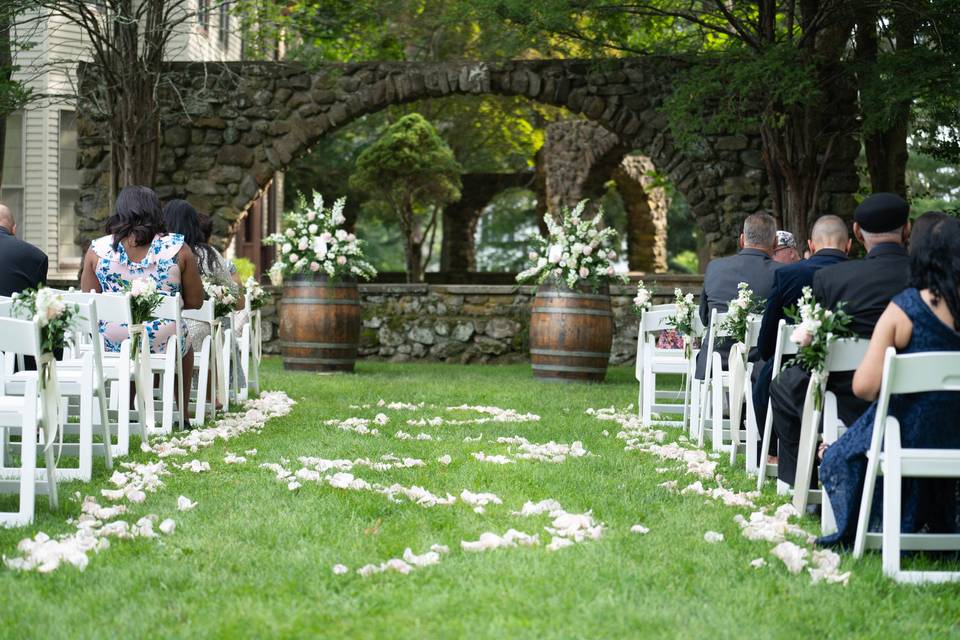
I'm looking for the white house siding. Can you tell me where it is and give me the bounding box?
[8,2,246,279]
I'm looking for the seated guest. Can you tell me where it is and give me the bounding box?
[772,231,801,264]
[752,216,851,438]
[818,217,960,546]
[0,203,48,296]
[770,193,912,487]
[80,186,204,399]
[163,200,245,357]
[696,212,781,379]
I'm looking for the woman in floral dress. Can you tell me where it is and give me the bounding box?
[80,185,204,398]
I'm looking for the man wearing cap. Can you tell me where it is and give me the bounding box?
[772,231,801,264]
[769,193,911,489]
[752,216,852,461]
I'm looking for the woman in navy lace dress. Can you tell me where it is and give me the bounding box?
[818,216,960,547]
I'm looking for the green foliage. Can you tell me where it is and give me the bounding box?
[663,46,822,150]
[232,258,256,282]
[907,151,960,217]
[351,113,462,218]
[475,189,541,272]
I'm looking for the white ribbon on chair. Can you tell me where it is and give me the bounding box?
[37,352,62,510]
[727,343,748,464]
[130,324,155,439]
[250,310,262,394]
[37,353,63,454]
[213,319,226,410]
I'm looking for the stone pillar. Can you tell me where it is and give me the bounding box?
[540,120,623,213]
[439,172,533,274]
[614,155,669,273]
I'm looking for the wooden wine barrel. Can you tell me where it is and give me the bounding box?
[280,276,361,372]
[529,281,613,383]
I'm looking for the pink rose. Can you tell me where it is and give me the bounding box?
[579,266,590,278]
[309,261,321,272]
[790,326,813,347]
[336,255,347,265]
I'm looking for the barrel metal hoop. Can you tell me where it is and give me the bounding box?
[531,363,609,374]
[281,341,357,350]
[531,307,612,317]
[282,298,361,306]
[537,291,610,302]
[530,348,610,358]
[283,356,357,365]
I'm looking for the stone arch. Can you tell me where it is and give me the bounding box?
[75,58,855,257]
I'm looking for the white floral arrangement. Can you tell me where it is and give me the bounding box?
[244,276,268,311]
[666,288,698,357]
[264,192,377,283]
[718,282,765,345]
[633,280,653,315]
[202,277,239,318]
[516,200,627,290]
[11,286,78,354]
[786,287,853,410]
[126,277,163,326]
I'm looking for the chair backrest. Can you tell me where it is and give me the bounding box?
[744,316,763,349]
[153,293,183,329]
[0,317,42,357]
[91,291,134,325]
[825,338,869,374]
[771,320,799,375]
[882,347,960,396]
[0,299,10,318]
[702,308,727,365]
[182,299,215,324]
[639,304,678,333]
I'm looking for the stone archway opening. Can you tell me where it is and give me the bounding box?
[76,58,860,266]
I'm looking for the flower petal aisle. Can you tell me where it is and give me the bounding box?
[3,392,294,573]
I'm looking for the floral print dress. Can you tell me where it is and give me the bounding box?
[91,233,186,354]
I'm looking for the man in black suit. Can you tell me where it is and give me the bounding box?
[0,204,48,296]
[752,215,851,437]
[770,194,912,486]
[696,212,781,379]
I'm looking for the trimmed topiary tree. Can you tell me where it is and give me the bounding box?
[351,113,462,283]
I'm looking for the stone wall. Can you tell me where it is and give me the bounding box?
[256,276,704,365]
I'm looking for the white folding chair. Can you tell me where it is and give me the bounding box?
[727,317,763,467]
[3,298,113,481]
[89,292,141,456]
[694,308,727,447]
[756,321,798,490]
[0,317,57,525]
[635,304,691,427]
[183,300,218,426]
[851,347,960,583]
[792,338,869,514]
[145,294,185,436]
[237,301,262,402]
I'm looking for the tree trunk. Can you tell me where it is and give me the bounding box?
[405,234,424,283]
[855,2,914,197]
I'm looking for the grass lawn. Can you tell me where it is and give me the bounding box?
[1,359,958,639]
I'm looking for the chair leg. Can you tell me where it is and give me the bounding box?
[43,439,58,512]
[18,405,38,524]
[882,420,903,578]
[757,400,775,492]
[97,389,113,469]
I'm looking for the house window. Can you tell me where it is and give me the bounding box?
[198,0,210,33]
[0,112,24,232]
[59,110,82,264]
[218,2,230,48]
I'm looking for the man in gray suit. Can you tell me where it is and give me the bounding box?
[695,212,781,379]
